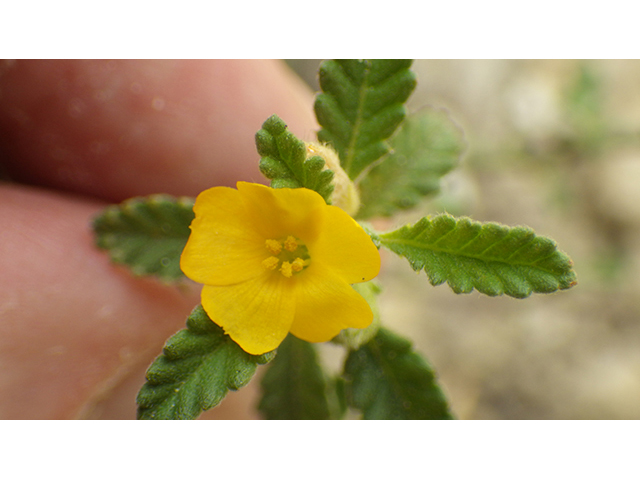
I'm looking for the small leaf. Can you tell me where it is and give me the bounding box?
[357,107,465,220]
[378,214,578,299]
[314,60,416,181]
[344,328,452,420]
[258,335,331,420]
[93,195,194,281]
[256,114,335,203]
[137,305,275,420]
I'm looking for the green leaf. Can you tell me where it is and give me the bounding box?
[314,60,416,181]
[93,195,195,282]
[344,328,452,420]
[378,214,578,299]
[137,305,275,420]
[256,114,335,203]
[258,335,331,420]
[357,107,465,220]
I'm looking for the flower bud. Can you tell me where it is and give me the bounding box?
[305,142,360,216]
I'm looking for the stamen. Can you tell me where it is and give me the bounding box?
[280,261,293,278]
[262,256,280,270]
[263,235,309,277]
[284,236,298,252]
[265,239,282,255]
[291,257,305,272]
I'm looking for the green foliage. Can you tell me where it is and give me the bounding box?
[565,63,606,152]
[93,194,194,282]
[256,114,335,203]
[568,64,601,119]
[357,107,465,220]
[137,305,275,420]
[258,335,332,420]
[344,328,452,420]
[89,59,581,421]
[314,59,416,181]
[378,214,578,299]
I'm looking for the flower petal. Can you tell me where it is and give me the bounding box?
[180,186,267,286]
[288,264,374,343]
[236,182,324,243]
[310,204,381,285]
[200,273,295,355]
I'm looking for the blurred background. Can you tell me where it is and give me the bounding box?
[289,59,640,419]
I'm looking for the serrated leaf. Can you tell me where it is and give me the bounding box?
[314,60,416,181]
[344,328,452,420]
[93,195,195,281]
[357,107,465,220]
[258,335,331,420]
[378,214,578,299]
[137,305,275,420]
[256,114,335,203]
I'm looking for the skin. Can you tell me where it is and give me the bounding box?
[0,59,317,419]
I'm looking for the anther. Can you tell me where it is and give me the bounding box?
[280,261,293,278]
[265,239,282,255]
[284,236,298,252]
[291,257,305,272]
[262,256,279,270]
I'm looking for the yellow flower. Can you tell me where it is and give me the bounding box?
[180,182,381,355]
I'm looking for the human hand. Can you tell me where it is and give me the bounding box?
[0,59,317,419]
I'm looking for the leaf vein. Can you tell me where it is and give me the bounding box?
[383,235,559,272]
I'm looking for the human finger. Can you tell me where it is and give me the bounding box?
[0,59,317,201]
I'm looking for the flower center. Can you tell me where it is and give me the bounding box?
[261,235,310,278]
